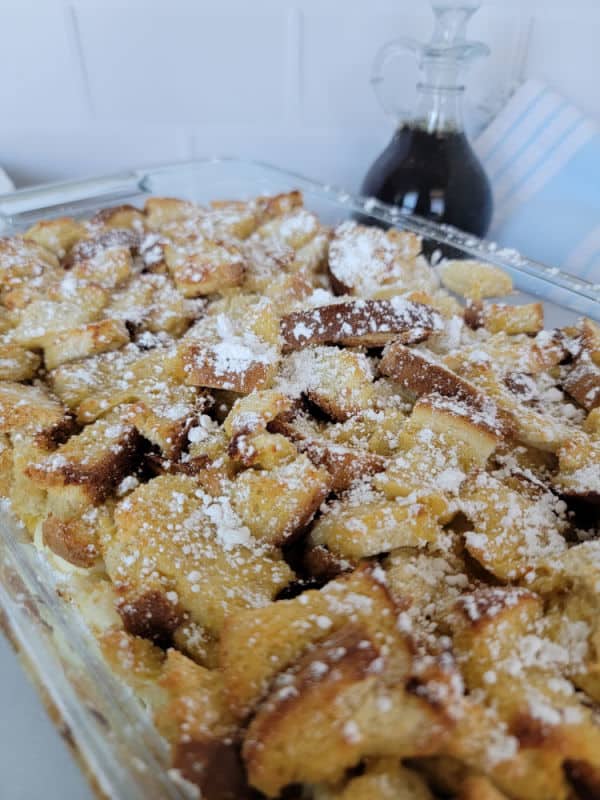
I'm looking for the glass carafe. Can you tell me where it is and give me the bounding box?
[361,0,493,238]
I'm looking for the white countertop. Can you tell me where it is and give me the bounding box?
[0,635,93,799]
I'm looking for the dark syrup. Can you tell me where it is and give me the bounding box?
[361,124,493,240]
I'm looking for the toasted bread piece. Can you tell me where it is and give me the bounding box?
[253,208,322,251]
[153,649,251,800]
[562,351,600,411]
[328,222,431,298]
[164,238,246,297]
[243,625,457,795]
[176,297,280,393]
[144,197,201,229]
[9,285,108,348]
[179,341,278,393]
[380,341,480,401]
[580,317,600,359]
[42,502,115,568]
[223,390,292,437]
[49,341,200,428]
[219,567,399,719]
[314,759,435,800]
[373,441,461,525]
[70,246,134,289]
[384,546,471,629]
[278,346,375,422]
[457,775,510,800]
[65,228,140,266]
[90,204,146,232]
[299,439,386,493]
[460,472,567,581]
[280,298,441,352]
[228,430,297,469]
[0,236,60,306]
[466,302,544,335]
[450,586,600,775]
[310,483,440,560]
[108,273,200,336]
[450,586,543,686]
[25,417,141,506]
[438,260,513,300]
[552,432,600,500]
[410,392,508,464]
[0,343,40,381]
[448,331,567,378]
[24,217,87,259]
[231,454,331,546]
[99,629,165,702]
[43,318,130,370]
[427,703,571,800]
[0,381,70,439]
[106,474,292,639]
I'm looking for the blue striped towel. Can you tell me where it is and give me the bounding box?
[474,79,600,284]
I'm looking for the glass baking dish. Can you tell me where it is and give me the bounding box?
[0,157,598,800]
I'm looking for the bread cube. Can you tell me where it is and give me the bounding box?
[108,273,200,336]
[243,625,456,795]
[231,454,331,545]
[144,197,201,229]
[563,350,600,411]
[90,204,146,232]
[280,298,441,352]
[438,259,513,300]
[106,474,292,639]
[219,567,399,719]
[460,473,567,581]
[153,649,250,799]
[309,487,440,560]
[553,433,600,500]
[24,216,87,259]
[0,236,60,307]
[25,416,141,506]
[164,238,246,297]
[0,343,40,381]
[299,439,386,493]
[314,759,434,800]
[0,381,70,440]
[43,319,130,370]
[466,302,544,335]
[9,285,108,348]
[177,296,281,394]
[328,222,431,298]
[278,346,375,422]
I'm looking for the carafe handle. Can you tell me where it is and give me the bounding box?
[370,37,422,122]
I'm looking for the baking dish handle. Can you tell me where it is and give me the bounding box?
[0,171,144,229]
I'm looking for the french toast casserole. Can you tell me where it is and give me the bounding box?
[0,189,599,800]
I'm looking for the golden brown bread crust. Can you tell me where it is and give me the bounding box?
[178,341,276,393]
[172,739,250,800]
[118,590,184,644]
[25,422,141,505]
[298,438,386,493]
[42,515,100,568]
[280,298,441,352]
[379,341,481,401]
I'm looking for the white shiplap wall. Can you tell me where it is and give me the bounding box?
[1,0,599,191]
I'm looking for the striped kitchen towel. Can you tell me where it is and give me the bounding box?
[474,78,600,284]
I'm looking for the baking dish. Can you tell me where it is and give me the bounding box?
[0,156,599,800]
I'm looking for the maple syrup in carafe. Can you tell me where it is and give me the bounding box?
[362,2,493,241]
[362,124,492,237]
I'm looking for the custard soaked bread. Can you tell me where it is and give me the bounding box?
[0,189,599,800]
